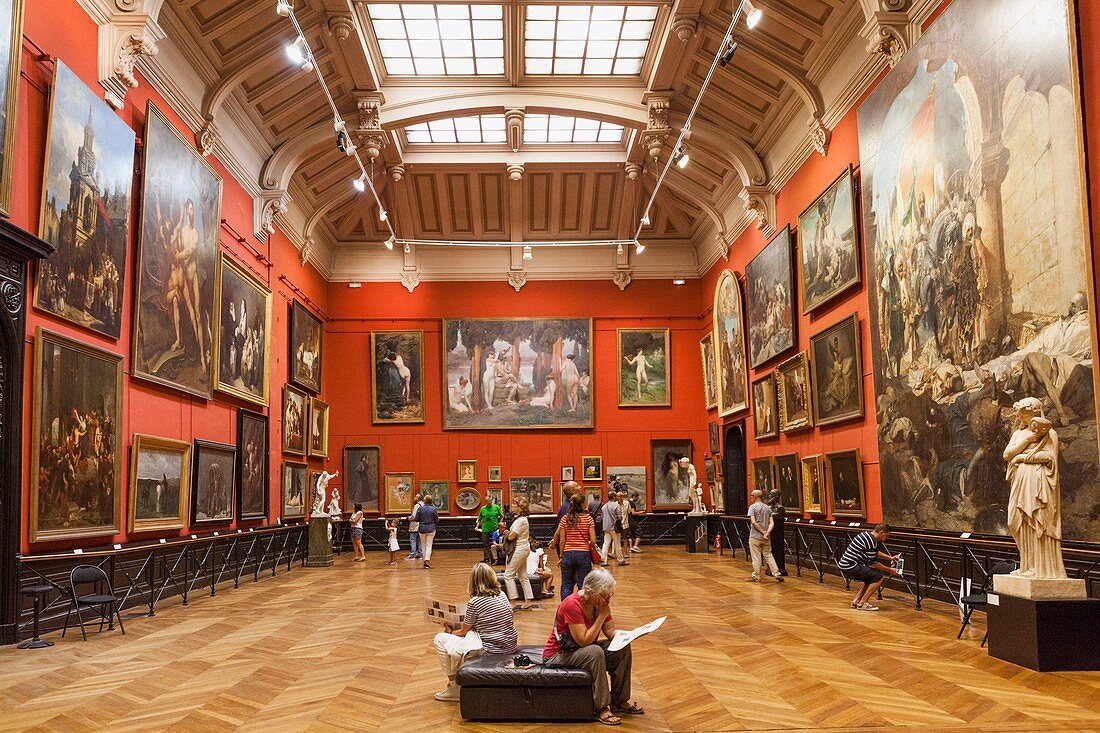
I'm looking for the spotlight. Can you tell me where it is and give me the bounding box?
[742,0,762,29]
[403,242,411,254]
[336,131,356,156]
[673,277,686,285]
[286,37,313,72]
[352,174,366,192]
[384,235,395,250]
[523,245,533,260]
[334,118,347,134]
[617,242,624,255]
[673,145,689,169]
[641,211,651,226]
[379,209,388,222]
[276,0,293,17]
[635,241,646,255]
[348,281,362,288]
[718,38,738,67]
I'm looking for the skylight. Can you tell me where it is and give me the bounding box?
[523,114,624,143]
[523,4,658,75]
[365,3,505,76]
[405,115,508,143]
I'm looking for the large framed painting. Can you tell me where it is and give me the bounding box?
[31,329,122,542]
[617,328,670,407]
[712,270,748,417]
[775,352,813,433]
[128,434,190,534]
[699,333,717,410]
[750,457,774,495]
[797,166,861,313]
[344,445,379,513]
[289,300,323,394]
[751,374,778,440]
[214,254,272,406]
[237,409,268,520]
[371,329,424,423]
[282,384,308,455]
[651,439,693,509]
[308,397,329,458]
[34,61,135,339]
[509,476,553,514]
[384,472,415,515]
[745,226,796,368]
[825,449,865,519]
[191,439,235,524]
[420,480,450,514]
[775,453,801,512]
[281,460,308,519]
[608,466,647,512]
[132,102,221,399]
[800,454,824,515]
[858,0,1100,539]
[442,317,593,429]
[809,313,864,427]
[0,0,24,214]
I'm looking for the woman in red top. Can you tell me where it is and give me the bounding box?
[551,493,597,599]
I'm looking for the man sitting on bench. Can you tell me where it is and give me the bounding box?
[838,523,901,611]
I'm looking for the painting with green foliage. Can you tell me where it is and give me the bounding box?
[617,328,670,407]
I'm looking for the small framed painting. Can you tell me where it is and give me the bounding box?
[281,460,309,518]
[237,408,269,520]
[776,352,813,433]
[456,487,481,511]
[704,455,717,483]
[808,313,864,427]
[192,440,236,524]
[344,445,379,513]
[708,421,720,454]
[384,472,415,515]
[751,374,779,440]
[488,466,502,483]
[509,476,554,514]
[775,453,801,512]
[561,465,574,482]
[750,457,775,496]
[712,480,724,513]
[608,467,647,512]
[282,385,308,455]
[289,300,323,394]
[486,488,503,507]
[129,434,190,533]
[800,454,825,515]
[308,397,329,458]
[457,460,477,483]
[825,449,865,519]
[581,456,603,481]
[420,480,450,515]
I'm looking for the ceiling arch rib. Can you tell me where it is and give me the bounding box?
[656,172,727,243]
[668,115,767,189]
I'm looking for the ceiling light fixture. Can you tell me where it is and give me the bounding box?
[718,38,738,67]
[635,241,646,255]
[673,145,689,169]
[352,174,366,192]
[379,209,388,222]
[384,235,395,250]
[275,0,293,17]
[403,242,411,254]
[743,0,763,29]
[641,211,651,226]
[617,242,623,255]
[348,281,362,288]
[523,245,533,260]
[286,36,313,72]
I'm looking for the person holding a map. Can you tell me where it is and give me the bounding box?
[543,568,646,725]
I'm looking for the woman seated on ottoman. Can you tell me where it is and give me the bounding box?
[433,563,518,702]
[542,568,645,725]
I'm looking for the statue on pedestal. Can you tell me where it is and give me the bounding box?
[689,484,705,514]
[313,470,339,516]
[327,487,342,517]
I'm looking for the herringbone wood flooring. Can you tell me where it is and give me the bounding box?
[1,547,1098,732]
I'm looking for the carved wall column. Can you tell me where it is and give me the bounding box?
[354,93,387,162]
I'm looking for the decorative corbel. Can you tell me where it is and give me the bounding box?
[400,271,420,293]
[613,270,632,291]
[671,15,698,42]
[639,93,672,163]
[97,10,163,109]
[255,189,290,242]
[739,186,776,239]
[354,92,387,162]
[507,164,524,182]
[388,164,406,182]
[196,118,219,158]
[300,236,314,267]
[328,15,355,41]
[861,11,910,68]
[809,116,830,158]
[507,270,527,293]
[624,162,642,180]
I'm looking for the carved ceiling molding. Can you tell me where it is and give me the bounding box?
[507,270,527,292]
[612,270,632,291]
[861,11,912,68]
[76,0,165,109]
[738,186,775,240]
[639,93,672,163]
[355,93,387,162]
[256,190,290,242]
[809,116,830,158]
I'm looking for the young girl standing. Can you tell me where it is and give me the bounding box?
[385,518,399,565]
[350,503,366,562]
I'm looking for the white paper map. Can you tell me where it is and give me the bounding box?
[607,615,667,652]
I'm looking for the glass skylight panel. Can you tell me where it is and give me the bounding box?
[366,3,504,76]
[522,114,624,144]
[524,4,658,75]
[405,115,507,144]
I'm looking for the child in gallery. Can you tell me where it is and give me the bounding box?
[528,540,555,598]
[386,518,399,565]
[350,503,366,562]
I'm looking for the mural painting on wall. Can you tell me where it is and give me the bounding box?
[344,446,379,513]
[745,226,797,368]
[31,329,122,541]
[289,301,323,395]
[443,318,593,429]
[797,166,862,314]
[712,270,748,417]
[608,467,647,512]
[858,0,1099,540]
[191,440,235,524]
[237,409,268,520]
[281,460,308,518]
[617,328,671,407]
[809,313,865,427]
[775,453,801,512]
[128,435,190,533]
[509,476,554,514]
[420,480,450,515]
[371,330,425,423]
[699,333,718,410]
[35,61,135,339]
[132,103,221,399]
[0,0,25,214]
[751,373,778,440]
[651,439,693,509]
[215,254,272,406]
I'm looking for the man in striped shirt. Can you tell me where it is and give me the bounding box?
[837,524,901,611]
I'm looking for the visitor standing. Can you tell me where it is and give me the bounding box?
[476,496,504,563]
[350,503,366,562]
[385,517,399,565]
[629,491,644,553]
[746,490,783,583]
[552,493,598,599]
[406,493,423,560]
[419,495,439,569]
[768,489,788,576]
[503,496,535,606]
[600,497,626,566]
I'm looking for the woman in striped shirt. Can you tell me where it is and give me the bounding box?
[551,493,598,600]
[432,563,518,702]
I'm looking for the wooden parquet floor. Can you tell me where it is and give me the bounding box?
[1,547,1099,733]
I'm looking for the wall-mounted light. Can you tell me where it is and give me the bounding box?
[672,277,686,285]
[522,245,533,260]
[347,281,362,288]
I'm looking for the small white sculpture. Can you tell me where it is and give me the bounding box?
[690,484,706,515]
[678,456,697,494]
[327,487,342,517]
[313,470,339,515]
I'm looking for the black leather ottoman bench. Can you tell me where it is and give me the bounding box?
[495,572,548,599]
[456,645,594,722]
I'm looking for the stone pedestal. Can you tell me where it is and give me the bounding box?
[684,515,709,554]
[987,592,1100,671]
[307,516,333,567]
[992,574,1087,600]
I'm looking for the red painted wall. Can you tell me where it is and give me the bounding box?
[16,0,329,552]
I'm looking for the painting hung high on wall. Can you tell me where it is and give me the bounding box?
[289,301,323,394]
[282,385,308,455]
[798,166,861,313]
[31,329,122,542]
[809,313,864,427]
[128,434,189,533]
[775,453,801,512]
[708,421,720,454]
[712,270,748,417]
[237,409,268,520]
[192,440,235,524]
[384,472,415,515]
[750,457,774,495]
[751,374,778,440]
[800,454,824,515]
[859,0,1099,539]
[308,397,329,458]
[281,460,308,518]
[132,102,221,399]
[35,61,135,339]
[651,439,693,509]
[215,254,271,405]
[344,445,379,513]
[0,0,25,215]
[617,328,670,407]
[443,318,593,429]
[699,333,717,410]
[745,226,796,368]
[776,352,813,433]
[420,480,450,514]
[509,476,554,514]
[608,467,646,511]
[825,449,865,519]
[371,330,424,423]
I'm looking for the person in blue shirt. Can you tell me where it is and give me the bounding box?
[490,520,507,564]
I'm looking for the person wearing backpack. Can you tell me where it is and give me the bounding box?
[406,493,423,560]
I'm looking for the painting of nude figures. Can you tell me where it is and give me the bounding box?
[442,318,593,430]
[745,226,796,368]
[858,0,1099,540]
[371,330,424,424]
[132,102,222,398]
[712,270,748,418]
[798,166,861,314]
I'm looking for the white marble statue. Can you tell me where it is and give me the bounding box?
[690,484,705,515]
[327,487,342,517]
[313,470,339,516]
[678,456,697,494]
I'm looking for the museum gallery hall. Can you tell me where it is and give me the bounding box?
[1,0,1100,730]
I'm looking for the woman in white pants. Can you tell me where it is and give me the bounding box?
[432,563,518,701]
[503,496,534,605]
[418,495,439,569]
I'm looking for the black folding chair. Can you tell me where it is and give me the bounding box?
[62,565,126,641]
[957,560,1016,646]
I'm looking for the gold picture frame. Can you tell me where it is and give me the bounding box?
[825,449,866,520]
[308,397,329,458]
[385,472,415,515]
[128,434,191,533]
[457,459,477,483]
[800,454,824,515]
[282,384,308,456]
[712,269,749,417]
[370,329,425,424]
[213,253,272,406]
[776,351,813,433]
[699,332,718,410]
[581,456,603,481]
[0,0,24,215]
[808,313,864,427]
[488,466,502,483]
[616,327,671,407]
